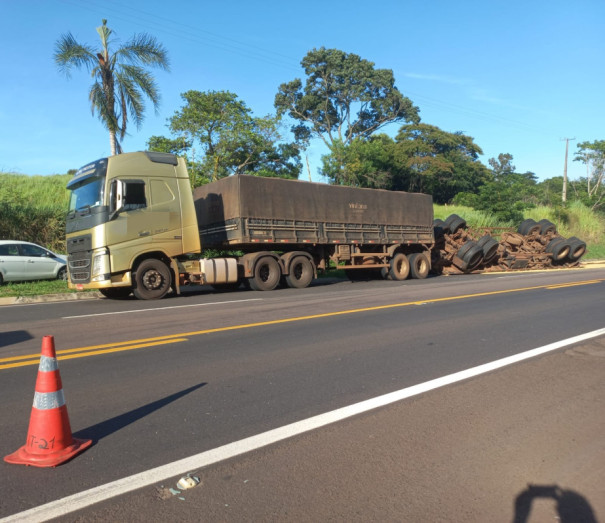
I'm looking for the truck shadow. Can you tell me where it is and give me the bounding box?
[513,484,597,523]
[73,383,206,444]
[0,330,34,348]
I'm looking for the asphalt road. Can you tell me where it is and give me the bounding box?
[1,268,604,521]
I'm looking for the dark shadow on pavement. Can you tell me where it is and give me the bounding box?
[73,383,206,444]
[0,330,34,348]
[513,484,598,523]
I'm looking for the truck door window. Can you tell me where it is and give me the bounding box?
[123,180,147,211]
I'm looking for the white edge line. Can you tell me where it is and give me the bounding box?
[61,298,263,319]
[4,326,605,522]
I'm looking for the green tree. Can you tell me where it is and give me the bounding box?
[488,153,515,180]
[392,124,490,202]
[464,154,539,222]
[152,90,301,185]
[320,135,396,188]
[574,140,605,211]
[275,48,419,180]
[54,19,169,155]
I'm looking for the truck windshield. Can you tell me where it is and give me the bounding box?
[67,158,107,215]
[67,177,105,214]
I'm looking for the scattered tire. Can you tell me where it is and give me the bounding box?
[408,252,430,279]
[455,240,477,261]
[538,219,557,235]
[462,243,484,271]
[453,241,483,271]
[518,219,541,236]
[285,256,314,288]
[133,259,172,300]
[477,235,499,263]
[546,238,570,261]
[249,256,281,291]
[444,214,467,234]
[388,253,410,281]
[567,237,587,261]
[100,287,132,299]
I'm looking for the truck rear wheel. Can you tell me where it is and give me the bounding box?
[249,256,281,291]
[133,259,172,300]
[388,253,410,281]
[285,256,314,289]
[408,253,430,279]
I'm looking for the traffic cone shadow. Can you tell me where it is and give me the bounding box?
[4,335,92,467]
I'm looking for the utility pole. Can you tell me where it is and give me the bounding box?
[561,137,575,202]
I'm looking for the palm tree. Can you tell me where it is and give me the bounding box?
[54,19,169,155]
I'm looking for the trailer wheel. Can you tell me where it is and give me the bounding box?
[249,256,281,291]
[567,237,587,261]
[285,256,314,288]
[100,288,132,299]
[408,253,429,279]
[133,259,172,300]
[538,219,557,235]
[388,253,410,281]
[444,214,466,233]
[546,238,570,261]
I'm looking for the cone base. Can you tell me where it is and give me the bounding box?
[4,437,92,468]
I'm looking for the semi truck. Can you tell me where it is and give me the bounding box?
[65,151,435,300]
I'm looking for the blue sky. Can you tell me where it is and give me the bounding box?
[1,0,603,185]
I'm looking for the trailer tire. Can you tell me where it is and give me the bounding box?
[477,235,499,263]
[388,253,410,281]
[546,238,570,261]
[133,259,172,300]
[100,288,132,299]
[538,219,557,235]
[408,253,429,279]
[249,256,281,291]
[518,219,541,236]
[285,256,314,289]
[567,237,587,261]
[444,214,466,233]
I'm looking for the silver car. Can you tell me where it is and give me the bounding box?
[0,241,67,284]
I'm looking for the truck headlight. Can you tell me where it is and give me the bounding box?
[91,249,110,281]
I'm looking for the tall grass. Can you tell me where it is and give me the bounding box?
[0,172,71,253]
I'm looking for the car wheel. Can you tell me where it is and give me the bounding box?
[57,267,67,281]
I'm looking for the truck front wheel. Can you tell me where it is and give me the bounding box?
[249,256,281,291]
[133,259,172,300]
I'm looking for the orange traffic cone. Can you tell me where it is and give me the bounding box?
[4,335,92,467]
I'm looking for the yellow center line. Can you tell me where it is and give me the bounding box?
[546,280,601,289]
[2,277,603,370]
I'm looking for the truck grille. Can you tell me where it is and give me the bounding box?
[68,253,91,283]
